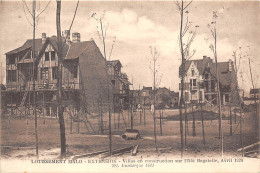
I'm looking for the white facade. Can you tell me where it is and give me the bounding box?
[180,61,205,104]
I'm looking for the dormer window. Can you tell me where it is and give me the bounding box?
[191,69,195,76]
[51,51,55,61]
[45,52,50,61]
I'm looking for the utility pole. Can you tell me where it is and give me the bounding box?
[32,0,39,159]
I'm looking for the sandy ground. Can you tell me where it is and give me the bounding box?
[1,107,258,159]
[1,107,259,172]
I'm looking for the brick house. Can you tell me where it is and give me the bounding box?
[3,31,129,115]
[179,56,240,105]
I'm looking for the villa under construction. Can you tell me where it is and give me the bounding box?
[179,56,241,106]
[2,31,131,118]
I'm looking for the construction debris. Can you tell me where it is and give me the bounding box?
[72,145,137,160]
[237,141,260,152]
[72,149,110,160]
[100,145,135,159]
[131,145,139,156]
[121,129,140,140]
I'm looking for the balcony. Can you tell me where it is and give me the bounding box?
[190,86,198,90]
[5,82,81,91]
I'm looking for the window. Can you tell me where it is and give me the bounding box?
[191,69,195,76]
[45,52,50,61]
[7,70,16,82]
[111,80,115,86]
[115,66,119,75]
[8,58,15,64]
[73,66,78,78]
[190,79,197,87]
[41,67,49,81]
[52,67,58,80]
[225,94,230,103]
[51,51,55,61]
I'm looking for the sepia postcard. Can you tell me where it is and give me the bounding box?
[0,0,259,172]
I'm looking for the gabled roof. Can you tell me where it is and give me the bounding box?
[209,62,234,86]
[179,57,212,77]
[107,60,122,67]
[6,36,68,57]
[66,41,94,59]
[5,36,97,63]
[6,38,43,55]
[179,56,237,87]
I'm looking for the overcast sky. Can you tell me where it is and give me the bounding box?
[0,0,259,92]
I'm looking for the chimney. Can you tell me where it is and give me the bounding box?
[228,59,232,72]
[208,57,213,64]
[63,30,70,44]
[72,32,80,43]
[42,33,46,44]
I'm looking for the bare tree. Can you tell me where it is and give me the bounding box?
[198,77,205,144]
[149,46,162,152]
[56,0,79,158]
[246,46,259,139]
[56,0,66,158]
[92,12,116,155]
[22,0,51,158]
[175,0,196,157]
[208,11,223,157]
[232,48,244,155]
[31,0,39,159]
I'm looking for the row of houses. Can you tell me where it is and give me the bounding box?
[2,31,257,115]
[128,56,243,109]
